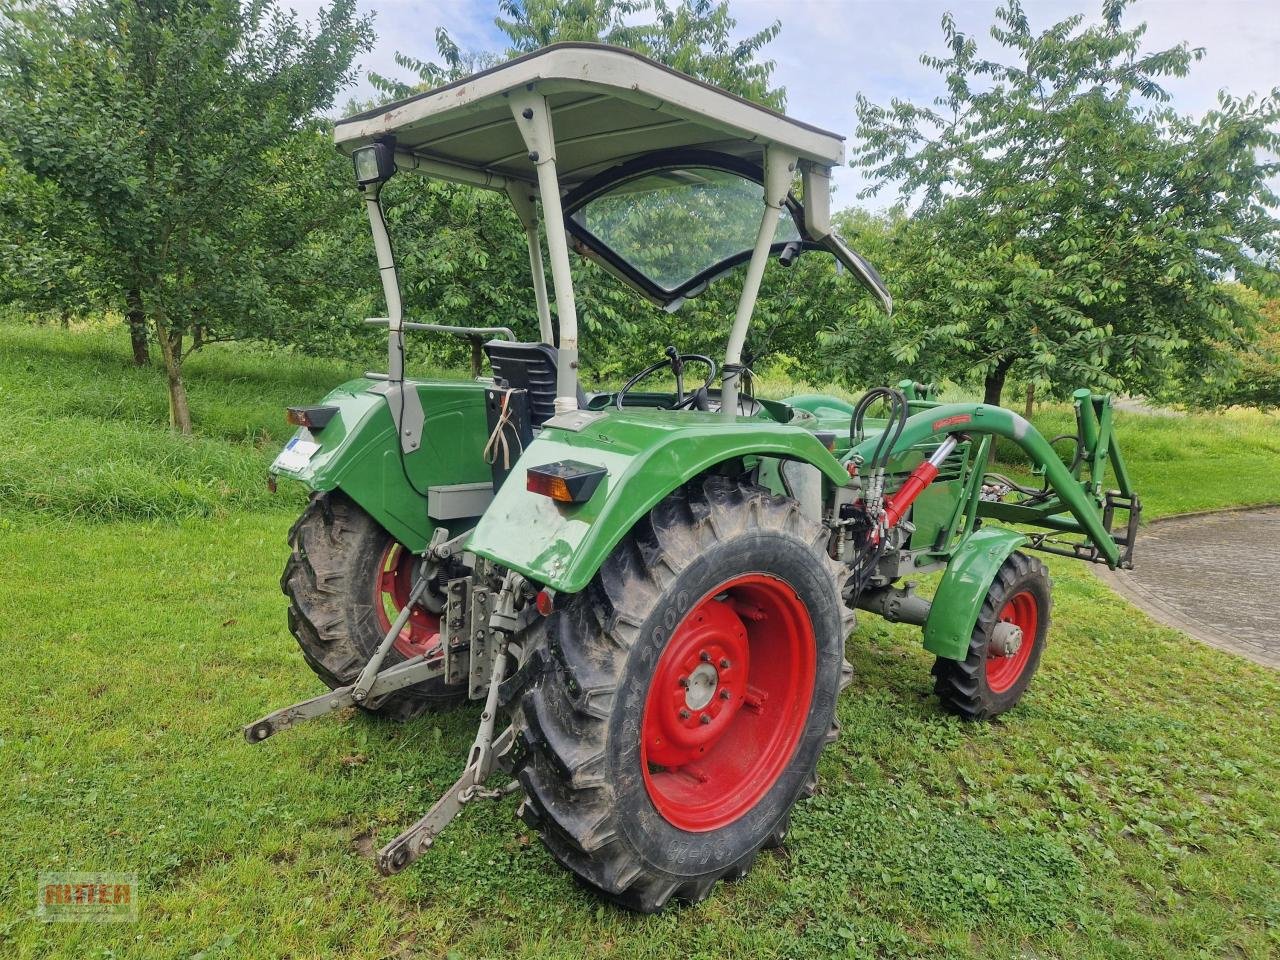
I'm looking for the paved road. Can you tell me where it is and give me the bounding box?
[1100,507,1280,668]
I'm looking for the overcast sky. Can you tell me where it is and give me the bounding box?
[304,0,1280,209]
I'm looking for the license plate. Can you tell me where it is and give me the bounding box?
[272,436,321,473]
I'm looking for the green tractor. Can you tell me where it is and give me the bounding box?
[248,43,1141,912]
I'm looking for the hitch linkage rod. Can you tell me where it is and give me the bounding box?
[244,527,468,742]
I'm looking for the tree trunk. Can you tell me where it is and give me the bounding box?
[983,360,1011,407]
[153,315,193,434]
[1024,382,1036,420]
[126,289,150,366]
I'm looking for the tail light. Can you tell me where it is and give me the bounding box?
[286,405,339,431]
[526,461,607,504]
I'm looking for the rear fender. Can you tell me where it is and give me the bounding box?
[270,378,492,550]
[923,526,1028,661]
[465,409,849,593]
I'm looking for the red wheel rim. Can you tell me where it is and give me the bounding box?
[985,590,1038,694]
[374,542,442,660]
[640,574,816,832]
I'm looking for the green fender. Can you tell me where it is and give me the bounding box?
[465,408,849,593]
[269,377,492,551]
[922,526,1028,661]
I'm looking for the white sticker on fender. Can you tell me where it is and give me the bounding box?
[272,437,321,473]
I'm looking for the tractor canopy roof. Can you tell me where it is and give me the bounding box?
[334,42,846,188]
[335,43,890,314]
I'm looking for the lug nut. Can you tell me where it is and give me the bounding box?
[719,657,730,668]
[699,713,711,724]
[678,676,689,688]
[700,651,711,662]
[679,709,691,720]
[719,689,731,700]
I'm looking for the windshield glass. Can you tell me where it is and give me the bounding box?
[570,167,800,293]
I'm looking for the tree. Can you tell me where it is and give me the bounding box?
[848,0,1280,407]
[0,145,110,334]
[0,0,372,431]
[496,0,783,108]
[1175,284,1280,410]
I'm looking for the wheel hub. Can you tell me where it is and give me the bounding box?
[985,590,1038,693]
[684,662,720,711]
[644,598,748,768]
[990,621,1024,657]
[640,574,817,832]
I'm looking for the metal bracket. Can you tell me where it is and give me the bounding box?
[443,577,472,686]
[1104,490,1142,569]
[368,380,425,454]
[468,587,500,700]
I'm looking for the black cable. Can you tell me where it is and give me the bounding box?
[1050,432,1085,475]
[879,388,908,470]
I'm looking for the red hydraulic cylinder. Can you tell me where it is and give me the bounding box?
[881,435,961,531]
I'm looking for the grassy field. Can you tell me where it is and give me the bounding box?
[1,319,1278,959]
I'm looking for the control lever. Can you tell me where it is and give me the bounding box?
[665,345,685,405]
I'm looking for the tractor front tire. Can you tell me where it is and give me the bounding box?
[511,476,853,912]
[281,493,465,721]
[931,551,1050,720]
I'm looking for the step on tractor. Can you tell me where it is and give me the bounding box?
[247,43,1141,912]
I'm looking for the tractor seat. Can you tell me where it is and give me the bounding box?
[483,341,587,427]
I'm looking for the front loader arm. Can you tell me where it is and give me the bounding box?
[848,399,1127,569]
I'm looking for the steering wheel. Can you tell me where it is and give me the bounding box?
[616,346,718,411]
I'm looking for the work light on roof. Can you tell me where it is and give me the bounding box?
[352,142,396,187]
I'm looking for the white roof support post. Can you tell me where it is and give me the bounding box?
[721,145,797,420]
[509,89,579,413]
[505,182,554,346]
[363,186,405,381]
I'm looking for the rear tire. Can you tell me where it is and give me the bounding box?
[281,493,466,720]
[511,476,853,912]
[931,551,1050,720]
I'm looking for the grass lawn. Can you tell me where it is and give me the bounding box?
[1,320,1278,959]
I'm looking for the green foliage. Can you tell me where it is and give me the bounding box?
[0,0,373,429]
[846,0,1280,406]
[0,140,103,320]
[494,0,784,108]
[1171,287,1280,410]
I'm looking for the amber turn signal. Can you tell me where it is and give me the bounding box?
[526,460,607,504]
